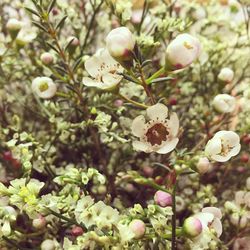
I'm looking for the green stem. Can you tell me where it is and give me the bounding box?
[146,67,165,85]
[135,177,172,194]
[171,185,177,250]
[49,209,86,230]
[118,93,149,109]
[56,91,71,98]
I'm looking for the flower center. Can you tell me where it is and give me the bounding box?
[184,41,193,50]
[146,123,169,146]
[39,82,49,92]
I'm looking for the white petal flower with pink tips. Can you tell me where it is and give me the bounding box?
[82,48,123,90]
[166,33,201,70]
[131,103,179,154]
[189,207,223,250]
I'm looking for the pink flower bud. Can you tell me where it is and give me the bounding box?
[154,190,172,207]
[106,27,135,60]
[129,219,146,239]
[196,157,212,174]
[32,215,46,229]
[114,99,123,107]
[40,52,54,65]
[166,33,201,70]
[67,36,80,47]
[71,226,84,237]
[183,217,203,237]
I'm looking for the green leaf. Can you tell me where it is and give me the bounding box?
[46,42,60,54]
[64,37,74,52]
[25,7,41,17]
[73,57,83,72]
[32,21,48,32]
[56,15,67,30]
[141,59,152,68]
[151,77,174,84]
[48,0,57,13]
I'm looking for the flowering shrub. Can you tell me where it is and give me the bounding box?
[0,0,249,249]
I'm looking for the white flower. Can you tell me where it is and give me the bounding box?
[195,207,223,237]
[212,94,236,113]
[218,67,234,82]
[16,29,37,46]
[131,103,179,154]
[205,131,241,162]
[190,207,222,249]
[6,18,23,32]
[32,77,57,99]
[82,48,123,90]
[106,27,135,59]
[166,33,201,69]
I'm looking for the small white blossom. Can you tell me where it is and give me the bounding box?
[32,77,57,99]
[166,33,201,69]
[189,207,222,249]
[205,131,241,162]
[82,48,123,90]
[106,27,135,59]
[212,94,236,113]
[6,18,23,32]
[218,67,234,82]
[131,103,179,154]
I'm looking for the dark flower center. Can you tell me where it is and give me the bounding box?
[146,123,169,146]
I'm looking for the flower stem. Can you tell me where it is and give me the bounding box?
[138,66,156,104]
[146,67,165,85]
[171,184,177,250]
[118,93,149,109]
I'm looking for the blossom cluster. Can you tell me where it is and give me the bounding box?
[0,0,249,249]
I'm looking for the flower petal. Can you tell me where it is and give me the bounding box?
[194,212,214,229]
[168,112,179,137]
[132,141,151,153]
[211,154,231,162]
[82,77,102,87]
[131,115,146,137]
[102,73,122,87]
[202,207,222,219]
[205,137,222,157]
[229,144,241,157]
[84,55,103,78]
[211,218,222,237]
[146,103,168,121]
[235,191,245,206]
[156,138,179,154]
